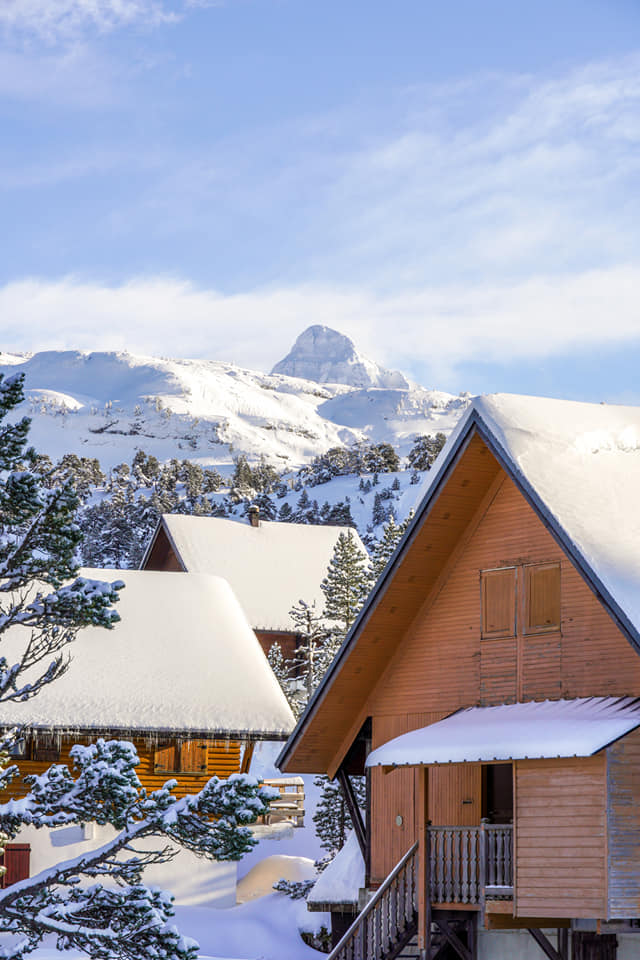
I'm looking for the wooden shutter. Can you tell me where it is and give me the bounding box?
[572,932,617,960]
[481,568,516,639]
[525,563,560,633]
[179,740,209,775]
[153,742,178,774]
[0,844,30,888]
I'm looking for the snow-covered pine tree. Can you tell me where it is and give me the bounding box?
[0,372,123,701]
[0,740,274,960]
[320,530,373,639]
[406,431,447,471]
[369,510,414,581]
[312,773,366,857]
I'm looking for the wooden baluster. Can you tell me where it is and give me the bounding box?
[443,830,451,902]
[496,829,503,887]
[460,830,469,903]
[434,830,442,902]
[469,829,478,903]
[452,830,460,903]
[505,826,512,887]
[479,819,488,916]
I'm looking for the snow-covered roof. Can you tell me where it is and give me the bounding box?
[307,833,364,908]
[439,393,640,644]
[366,697,640,769]
[0,570,295,738]
[155,515,367,632]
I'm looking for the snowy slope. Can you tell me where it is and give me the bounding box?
[0,332,468,471]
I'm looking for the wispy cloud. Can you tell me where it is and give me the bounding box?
[2,267,639,385]
[0,0,185,44]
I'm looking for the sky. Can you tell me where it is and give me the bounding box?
[1,0,640,401]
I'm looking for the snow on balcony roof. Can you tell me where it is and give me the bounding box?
[158,515,367,632]
[307,833,364,908]
[366,698,640,769]
[0,570,295,738]
[446,394,640,642]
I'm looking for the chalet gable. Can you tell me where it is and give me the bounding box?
[278,394,640,776]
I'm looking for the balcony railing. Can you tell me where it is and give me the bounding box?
[428,822,513,905]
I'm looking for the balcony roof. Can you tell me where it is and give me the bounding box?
[366,696,640,769]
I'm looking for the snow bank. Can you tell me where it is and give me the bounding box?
[236,855,316,903]
[307,833,364,907]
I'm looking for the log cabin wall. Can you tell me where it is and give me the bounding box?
[364,471,640,885]
[606,725,640,919]
[5,735,242,802]
[514,756,607,919]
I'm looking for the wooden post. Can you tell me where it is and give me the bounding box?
[479,818,488,922]
[417,766,430,959]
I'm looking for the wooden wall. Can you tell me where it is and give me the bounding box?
[606,726,640,919]
[5,735,242,802]
[143,525,184,571]
[514,756,607,919]
[365,472,640,886]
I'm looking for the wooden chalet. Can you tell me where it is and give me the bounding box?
[142,511,367,659]
[278,393,640,960]
[0,569,295,883]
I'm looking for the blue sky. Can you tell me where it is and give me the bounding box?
[1,0,640,401]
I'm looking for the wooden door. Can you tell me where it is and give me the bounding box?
[572,932,617,960]
[428,765,481,826]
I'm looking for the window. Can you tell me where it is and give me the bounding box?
[153,740,208,775]
[524,563,561,633]
[481,567,517,639]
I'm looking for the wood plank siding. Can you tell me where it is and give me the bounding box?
[143,525,184,571]
[606,725,640,918]
[4,736,242,802]
[514,756,607,919]
[363,467,640,886]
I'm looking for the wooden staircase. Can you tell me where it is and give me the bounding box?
[327,842,419,960]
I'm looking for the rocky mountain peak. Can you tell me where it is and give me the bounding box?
[270,325,409,390]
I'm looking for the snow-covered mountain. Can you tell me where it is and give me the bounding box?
[271,325,409,389]
[0,329,469,471]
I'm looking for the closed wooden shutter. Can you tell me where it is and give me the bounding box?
[153,742,179,774]
[525,563,560,633]
[481,568,516,639]
[0,844,30,887]
[30,736,60,763]
[180,740,208,775]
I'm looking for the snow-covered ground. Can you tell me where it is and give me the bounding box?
[0,335,468,471]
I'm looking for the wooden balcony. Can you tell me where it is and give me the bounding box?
[326,824,513,960]
[428,822,513,906]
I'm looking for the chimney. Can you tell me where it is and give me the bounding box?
[248,505,260,528]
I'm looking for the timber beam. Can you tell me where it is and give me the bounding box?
[527,927,569,960]
[336,765,367,860]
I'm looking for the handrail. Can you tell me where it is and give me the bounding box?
[327,841,418,960]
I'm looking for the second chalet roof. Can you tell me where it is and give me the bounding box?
[0,569,295,739]
[152,514,367,632]
[366,697,640,768]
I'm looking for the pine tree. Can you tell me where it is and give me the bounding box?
[321,531,373,637]
[312,774,366,856]
[369,510,414,580]
[0,741,274,959]
[0,372,122,702]
[407,432,447,471]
